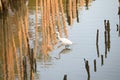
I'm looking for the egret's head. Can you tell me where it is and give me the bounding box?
[56,32,60,35]
[55,32,60,39]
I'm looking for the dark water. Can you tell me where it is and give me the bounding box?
[35,0,120,80]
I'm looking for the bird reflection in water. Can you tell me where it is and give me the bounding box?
[54,48,71,59]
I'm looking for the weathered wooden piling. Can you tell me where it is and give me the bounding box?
[101,55,104,66]
[94,59,97,72]
[116,24,119,31]
[23,56,27,80]
[107,20,110,52]
[104,20,107,30]
[96,29,99,44]
[118,7,120,15]
[119,26,120,36]
[104,31,107,58]
[63,74,67,80]
[96,29,99,57]
[84,59,90,78]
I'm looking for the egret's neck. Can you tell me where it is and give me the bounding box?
[57,34,61,40]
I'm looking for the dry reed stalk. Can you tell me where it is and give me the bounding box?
[1,16,6,80]
[55,0,62,37]
[41,0,46,55]
[18,25,24,79]
[4,18,9,80]
[46,0,50,44]
[24,6,29,38]
[80,0,84,7]
[32,71,34,80]
[45,0,53,53]
[8,44,15,80]
[40,0,46,55]
[14,13,23,80]
[11,29,21,80]
[34,0,38,60]
[49,16,55,45]
[48,0,56,47]
[72,0,77,19]
[2,37,7,80]
[43,0,48,55]
[20,17,28,56]
[69,0,73,26]
[8,16,15,80]
[59,0,68,37]
[50,0,57,44]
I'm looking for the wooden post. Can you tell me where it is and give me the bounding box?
[96,29,99,57]
[63,74,67,80]
[84,59,90,78]
[101,55,104,66]
[94,59,96,72]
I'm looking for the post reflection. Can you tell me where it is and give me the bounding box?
[104,20,111,58]
[96,29,99,57]
[84,59,90,80]
[94,59,97,72]
[117,5,120,36]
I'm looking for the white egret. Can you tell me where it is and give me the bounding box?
[56,32,72,48]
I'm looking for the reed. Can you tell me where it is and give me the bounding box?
[72,0,77,19]
[18,22,23,79]
[66,0,73,26]
[60,0,68,37]
[34,0,38,62]
[80,0,84,8]
[12,30,21,80]
[55,0,62,37]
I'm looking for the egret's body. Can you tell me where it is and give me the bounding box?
[56,32,72,48]
[59,38,72,45]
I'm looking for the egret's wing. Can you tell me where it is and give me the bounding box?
[60,38,72,44]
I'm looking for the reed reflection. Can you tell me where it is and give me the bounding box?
[0,0,38,80]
